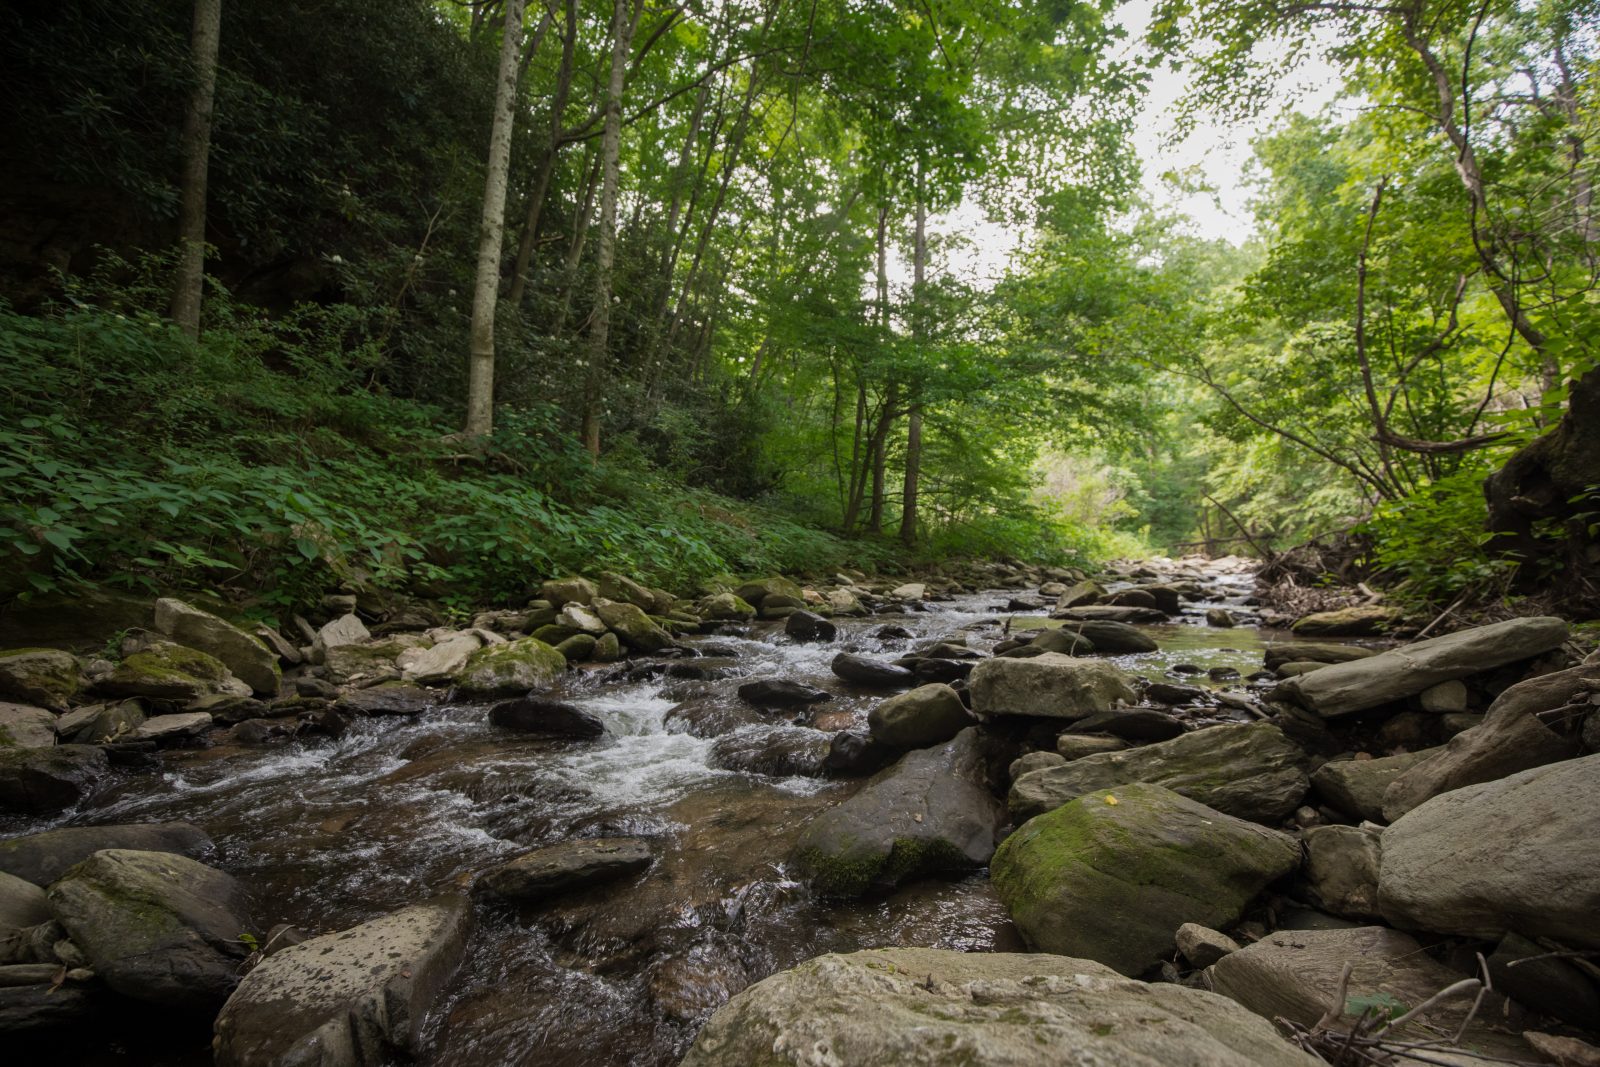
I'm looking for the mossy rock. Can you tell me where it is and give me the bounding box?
[96,643,244,701]
[0,648,82,710]
[699,592,756,621]
[734,576,804,608]
[592,632,623,663]
[597,572,655,610]
[991,783,1300,976]
[555,633,597,663]
[455,637,566,698]
[323,636,425,684]
[592,599,674,653]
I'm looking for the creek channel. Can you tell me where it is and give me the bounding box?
[12,565,1359,1066]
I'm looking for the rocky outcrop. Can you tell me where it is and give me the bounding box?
[967,653,1136,720]
[473,838,652,901]
[0,822,212,886]
[47,848,253,1007]
[214,895,471,1067]
[1009,723,1311,824]
[153,598,281,694]
[793,728,1006,896]
[1378,754,1599,948]
[0,745,108,815]
[1275,617,1569,717]
[680,947,1322,1067]
[991,784,1299,975]
[867,683,973,749]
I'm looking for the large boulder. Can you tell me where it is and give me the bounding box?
[0,702,56,749]
[1210,926,1525,1058]
[96,640,249,701]
[400,632,484,685]
[967,653,1136,720]
[47,849,253,1007]
[867,684,974,749]
[0,648,80,709]
[1310,748,1438,822]
[1009,723,1311,825]
[539,577,596,607]
[1380,664,1592,821]
[593,599,674,653]
[1275,616,1569,717]
[734,576,804,608]
[699,592,756,621]
[0,745,108,815]
[1378,754,1600,948]
[153,598,281,695]
[793,728,1006,896]
[0,822,212,886]
[1263,643,1377,671]
[473,838,652,901]
[680,946,1321,1067]
[214,895,471,1067]
[597,571,655,610]
[454,637,566,698]
[991,784,1299,976]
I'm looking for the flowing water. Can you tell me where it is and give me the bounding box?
[6,567,1370,1066]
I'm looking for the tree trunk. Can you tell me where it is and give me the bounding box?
[899,196,927,547]
[552,145,601,335]
[579,0,639,456]
[464,0,527,439]
[507,0,578,311]
[169,0,222,339]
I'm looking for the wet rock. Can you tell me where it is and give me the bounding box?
[593,599,675,653]
[473,838,653,901]
[0,822,212,886]
[553,633,597,663]
[1382,665,1593,820]
[593,631,623,662]
[1488,932,1600,1030]
[154,598,281,695]
[1009,750,1066,781]
[130,710,213,742]
[872,624,915,640]
[488,697,605,739]
[991,784,1299,976]
[822,729,895,777]
[231,717,298,745]
[335,683,434,716]
[968,653,1136,720]
[909,656,972,683]
[1056,619,1160,652]
[1276,616,1570,718]
[1176,923,1239,968]
[1310,749,1437,822]
[1290,605,1403,636]
[1056,734,1127,760]
[699,592,756,621]
[680,946,1321,1067]
[1303,824,1382,919]
[0,702,56,750]
[1210,926,1523,1058]
[1262,643,1377,671]
[0,648,81,710]
[96,640,248,701]
[295,676,339,699]
[1147,681,1206,705]
[1378,753,1600,948]
[1055,605,1168,625]
[1063,708,1185,741]
[735,576,805,608]
[0,970,100,1031]
[794,728,1006,896]
[737,679,831,708]
[1105,588,1158,609]
[1027,628,1096,655]
[1010,722,1311,825]
[0,745,108,815]
[540,577,596,607]
[47,849,253,1007]
[188,693,269,725]
[867,683,973,749]
[710,726,831,777]
[1056,578,1104,607]
[0,871,49,936]
[214,895,471,1067]
[784,610,836,642]
[1274,661,1328,678]
[1206,608,1236,628]
[830,652,915,688]
[648,939,751,1024]
[455,636,567,698]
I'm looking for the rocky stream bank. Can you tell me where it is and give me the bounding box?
[1,559,1597,1066]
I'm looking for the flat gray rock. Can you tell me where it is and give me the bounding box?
[0,701,57,749]
[968,653,1136,719]
[214,895,472,1067]
[473,838,652,901]
[682,946,1321,1067]
[1310,749,1437,822]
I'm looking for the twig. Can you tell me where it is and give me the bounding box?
[1314,961,1356,1032]
[1414,590,1471,639]
[1378,977,1481,1034]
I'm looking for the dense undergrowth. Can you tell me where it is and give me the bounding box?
[0,288,1115,620]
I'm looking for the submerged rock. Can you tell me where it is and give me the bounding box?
[784,610,836,642]
[47,848,253,1007]
[473,838,653,901]
[793,728,1005,896]
[991,783,1299,975]
[680,946,1321,1067]
[1009,722,1311,824]
[214,895,471,1067]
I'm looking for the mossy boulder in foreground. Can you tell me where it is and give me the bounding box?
[991,783,1299,976]
[454,637,567,698]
